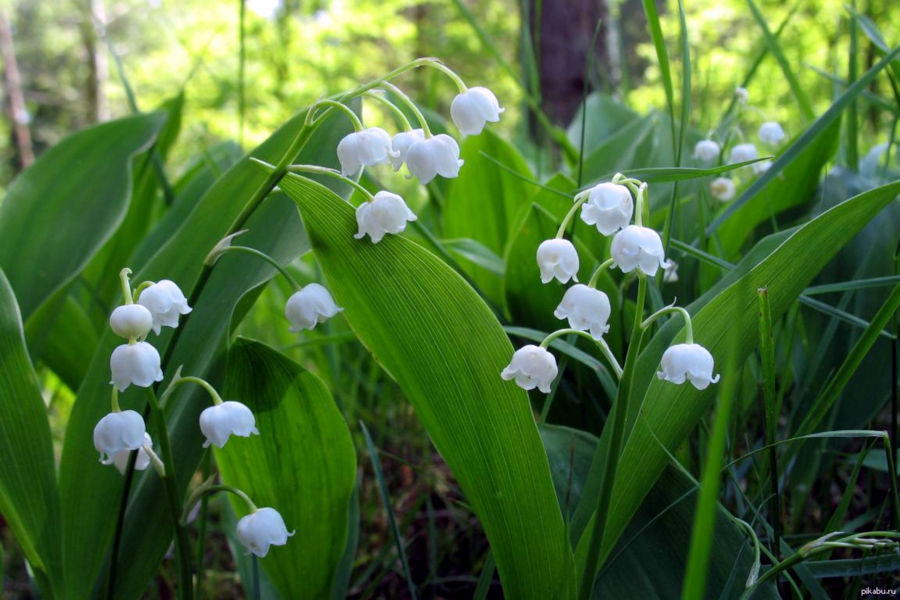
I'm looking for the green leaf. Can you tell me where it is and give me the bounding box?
[280,174,576,599]
[0,269,63,598]
[218,339,356,599]
[0,113,165,320]
[566,93,639,157]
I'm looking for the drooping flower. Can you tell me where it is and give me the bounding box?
[554,284,611,339]
[501,345,558,393]
[284,283,343,331]
[138,280,192,335]
[237,507,295,557]
[354,191,417,244]
[198,401,259,448]
[336,127,394,176]
[758,121,785,146]
[610,225,666,276]
[693,139,720,162]
[536,239,579,284]
[709,177,736,201]
[94,410,146,464]
[390,129,425,171]
[752,159,773,176]
[405,134,464,184]
[110,342,164,391]
[578,182,633,236]
[450,87,504,136]
[111,432,153,475]
[109,304,154,339]
[729,143,758,164]
[657,343,720,390]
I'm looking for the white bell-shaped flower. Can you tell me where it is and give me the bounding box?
[554,284,611,339]
[199,401,259,448]
[752,159,773,176]
[336,127,394,176]
[237,507,295,557]
[450,86,504,136]
[138,280,192,335]
[354,191,417,244]
[536,239,579,284]
[110,342,164,391]
[284,283,343,332]
[610,225,666,276]
[111,432,153,474]
[405,134,464,184]
[662,259,679,283]
[578,182,633,236]
[94,410,146,464]
[709,177,736,201]
[501,345,558,394]
[109,304,154,339]
[758,121,785,146]
[693,139,720,162]
[657,343,720,390]
[390,129,425,170]
[729,143,758,164]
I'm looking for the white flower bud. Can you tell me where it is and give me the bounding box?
[536,239,579,284]
[111,432,153,474]
[735,87,749,105]
[405,134,464,184]
[390,129,425,170]
[110,342,164,391]
[501,345,558,394]
[94,410,146,464]
[554,284,611,339]
[578,183,633,235]
[237,507,295,557]
[758,121,785,146]
[109,304,154,339]
[199,401,259,448]
[752,159,773,176]
[610,225,666,276]
[450,86,504,136]
[709,177,736,202]
[657,343,720,390]
[284,283,343,332]
[336,127,395,176]
[729,143,758,164]
[354,191,417,244]
[138,280,192,335]
[693,139,720,162]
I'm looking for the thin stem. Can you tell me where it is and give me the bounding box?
[194,449,211,600]
[364,91,414,131]
[641,304,693,343]
[588,258,616,288]
[379,81,432,136]
[132,280,153,303]
[119,268,134,305]
[170,375,226,406]
[417,58,467,91]
[540,328,623,379]
[556,192,591,238]
[214,245,301,289]
[184,483,258,521]
[285,162,376,202]
[110,386,120,413]
[311,99,363,131]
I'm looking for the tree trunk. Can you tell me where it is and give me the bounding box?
[0,9,34,169]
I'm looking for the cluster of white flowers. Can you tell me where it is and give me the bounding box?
[502,175,720,395]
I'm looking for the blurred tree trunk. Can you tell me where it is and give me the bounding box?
[0,9,34,169]
[79,0,108,123]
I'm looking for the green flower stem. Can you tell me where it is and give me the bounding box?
[588,258,616,288]
[182,482,258,525]
[416,58,467,91]
[556,192,591,239]
[162,374,226,406]
[363,91,415,131]
[131,280,153,303]
[285,162,376,202]
[310,100,363,131]
[212,244,301,289]
[110,386,121,413]
[119,268,134,304]
[641,304,694,343]
[379,81,432,137]
[578,275,647,599]
[144,387,193,600]
[541,328,623,379]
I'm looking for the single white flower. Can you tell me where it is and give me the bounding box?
[729,143,758,164]
[709,177,736,202]
[536,239,579,284]
[578,183,633,236]
[758,121,785,146]
[94,410,146,464]
[610,225,666,276]
[109,304,154,339]
[693,140,720,162]
[405,134,464,184]
[284,283,343,331]
[553,284,611,339]
[237,507,295,557]
[501,345,558,393]
[110,341,164,391]
[752,159,773,176]
[735,86,749,105]
[111,432,153,474]
[199,401,259,448]
[662,259,679,283]
[138,280,192,335]
[336,127,395,176]
[657,343,720,390]
[390,129,425,170]
[450,86,504,136]
[354,191,417,244]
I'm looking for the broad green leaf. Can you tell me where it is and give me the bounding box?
[24,293,98,391]
[0,113,165,320]
[218,339,356,599]
[0,269,63,598]
[580,115,657,185]
[566,93,638,156]
[280,174,576,599]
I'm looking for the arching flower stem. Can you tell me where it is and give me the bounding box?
[363,91,415,131]
[379,81,432,137]
[119,268,134,305]
[556,193,592,239]
[284,162,376,202]
[642,304,694,344]
[212,245,300,289]
[310,100,363,131]
[539,328,623,379]
[160,370,226,407]
[181,481,257,525]
[587,258,616,288]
